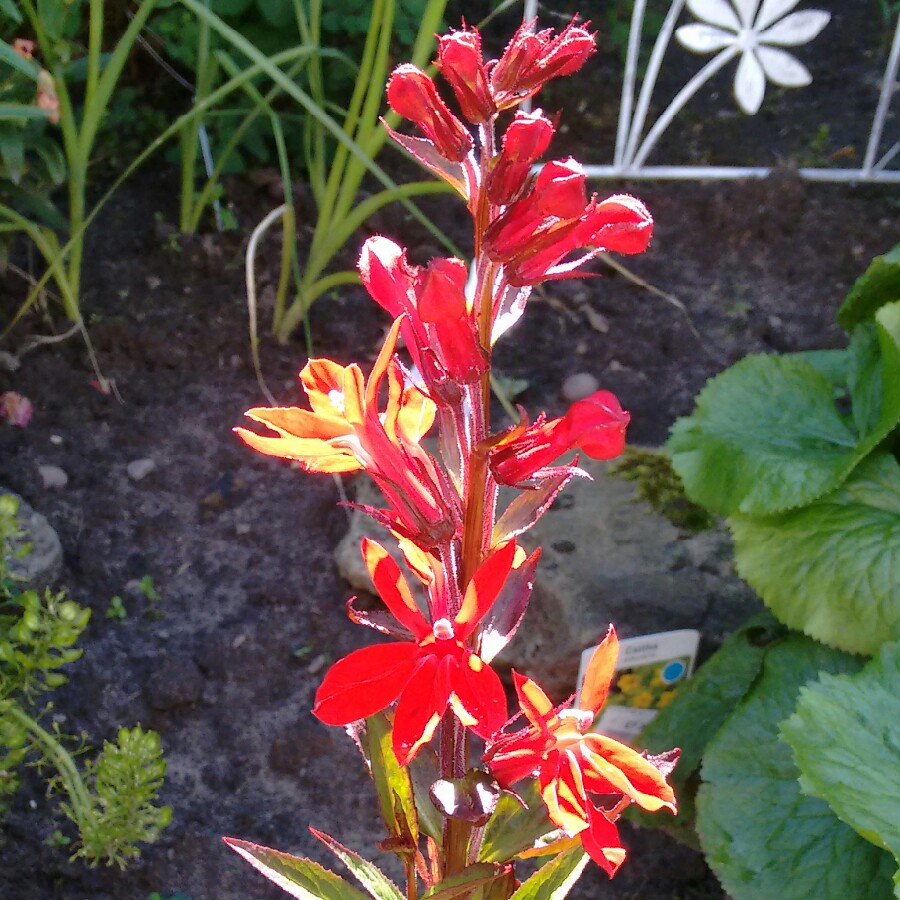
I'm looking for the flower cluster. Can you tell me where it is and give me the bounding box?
[237,17,676,888]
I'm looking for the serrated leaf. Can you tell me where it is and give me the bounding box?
[696,636,895,900]
[730,452,900,655]
[781,640,900,890]
[366,712,419,849]
[631,613,785,841]
[310,829,404,900]
[479,781,555,864]
[421,863,507,899]
[224,838,370,900]
[508,847,589,900]
[837,243,900,331]
[668,304,900,515]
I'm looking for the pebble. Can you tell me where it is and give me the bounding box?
[561,372,600,402]
[38,464,68,489]
[50,434,63,445]
[127,457,156,481]
[144,655,204,710]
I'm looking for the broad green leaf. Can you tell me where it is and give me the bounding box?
[508,847,589,900]
[837,243,900,331]
[224,838,370,900]
[696,636,894,900]
[479,781,555,864]
[421,863,507,900]
[631,613,786,843]
[366,713,418,849]
[730,452,900,654]
[311,829,404,900]
[781,641,900,896]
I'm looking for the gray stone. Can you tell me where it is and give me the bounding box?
[127,457,156,481]
[334,457,761,697]
[2,490,63,591]
[561,372,600,402]
[37,464,67,489]
[144,655,205,711]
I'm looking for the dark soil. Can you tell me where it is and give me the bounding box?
[1,4,898,896]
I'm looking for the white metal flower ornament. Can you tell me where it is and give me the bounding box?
[676,0,831,114]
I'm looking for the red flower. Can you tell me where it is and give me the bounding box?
[489,391,629,485]
[485,627,678,875]
[359,236,487,391]
[487,110,555,206]
[491,19,596,111]
[387,64,473,162]
[235,318,457,546]
[437,28,495,123]
[485,159,653,286]
[313,540,517,764]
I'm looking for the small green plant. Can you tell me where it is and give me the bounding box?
[0,494,171,867]
[137,575,161,603]
[105,595,127,621]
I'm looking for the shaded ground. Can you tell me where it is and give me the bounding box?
[1,2,898,893]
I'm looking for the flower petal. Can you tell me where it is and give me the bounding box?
[362,538,429,641]
[579,626,619,715]
[581,803,627,877]
[755,0,801,31]
[675,23,737,54]
[686,0,742,30]
[734,49,766,114]
[313,642,421,725]
[759,9,830,46]
[512,671,556,728]
[456,540,518,639]
[756,45,811,86]
[450,653,508,738]
[393,655,450,764]
[477,548,541,664]
[540,751,589,835]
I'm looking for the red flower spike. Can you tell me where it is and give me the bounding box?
[437,28,495,123]
[491,19,596,111]
[387,64,473,162]
[314,544,520,764]
[487,110,555,206]
[484,628,677,873]
[489,390,629,486]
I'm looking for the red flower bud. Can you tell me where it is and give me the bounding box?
[491,19,596,110]
[437,28,495,124]
[387,64,473,162]
[487,110,555,205]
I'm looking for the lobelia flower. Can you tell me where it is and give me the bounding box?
[314,539,518,765]
[386,64,473,162]
[235,318,458,546]
[484,158,653,286]
[359,236,487,392]
[676,0,830,115]
[484,627,678,876]
[490,18,596,111]
[489,391,630,486]
[486,110,556,206]
[437,27,495,123]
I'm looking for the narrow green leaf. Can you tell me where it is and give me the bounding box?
[730,452,900,655]
[0,39,41,81]
[311,829,405,900]
[366,713,418,847]
[224,838,370,900]
[479,781,555,864]
[837,243,900,331]
[781,640,900,882]
[0,0,23,22]
[0,104,53,121]
[696,636,894,900]
[421,863,507,900]
[508,847,589,900]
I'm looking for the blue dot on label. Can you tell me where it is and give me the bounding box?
[661,660,686,684]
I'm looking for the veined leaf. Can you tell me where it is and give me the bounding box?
[696,636,894,900]
[730,452,900,655]
[366,712,419,848]
[310,829,404,900]
[837,243,900,331]
[224,837,370,900]
[781,640,900,896]
[508,847,589,900]
[421,863,508,899]
[479,781,555,864]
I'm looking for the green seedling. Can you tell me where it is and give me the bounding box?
[105,596,127,621]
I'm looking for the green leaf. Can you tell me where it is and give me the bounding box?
[837,243,900,331]
[421,863,507,900]
[224,838,370,900]
[310,829,404,900]
[631,613,786,842]
[0,39,41,81]
[730,452,900,654]
[696,635,894,900]
[0,0,23,22]
[479,781,555,864]
[508,847,589,900]
[365,713,418,848]
[781,640,900,893]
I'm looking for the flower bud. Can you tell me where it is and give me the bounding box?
[387,64,473,162]
[437,29,495,123]
[487,110,555,206]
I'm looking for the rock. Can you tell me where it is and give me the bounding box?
[127,457,156,481]
[336,456,760,698]
[561,372,600,402]
[144,655,204,711]
[37,464,67,489]
[2,490,63,591]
